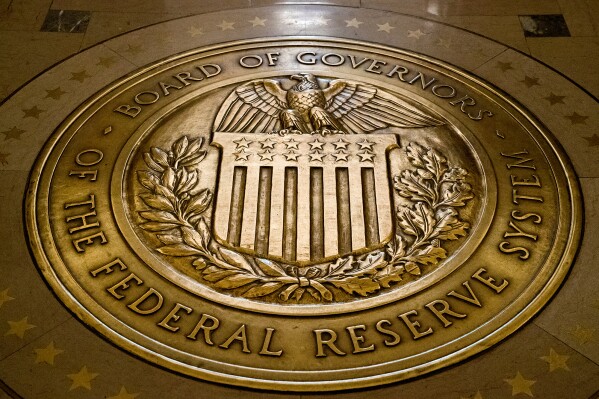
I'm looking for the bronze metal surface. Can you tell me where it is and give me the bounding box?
[25,37,582,391]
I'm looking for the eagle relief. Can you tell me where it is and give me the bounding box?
[135,74,474,303]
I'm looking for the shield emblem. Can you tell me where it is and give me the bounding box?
[211,132,400,264]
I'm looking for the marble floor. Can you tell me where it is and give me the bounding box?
[0,1,598,398]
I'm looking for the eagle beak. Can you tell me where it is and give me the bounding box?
[290,74,302,81]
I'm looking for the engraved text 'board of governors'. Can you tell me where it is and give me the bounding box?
[26,38,582,391]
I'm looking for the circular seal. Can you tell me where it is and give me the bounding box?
[26,38,581,391]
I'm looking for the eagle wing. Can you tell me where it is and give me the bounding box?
[323,79,444,134]
[214,79,287,132]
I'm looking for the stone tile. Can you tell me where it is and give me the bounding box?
[252,0,360,6]
[587,0,599,36]
[82,11,181,48]
[441,15,529,53]
[526,36,599,60]
[0,31,82,101]
[535,178,599,364]
[40,9,91,33]
[361,0,561,17]
[538,56,599,98]
[559,0,596,37]
[519,14,571,37]
[51,0,250,14]
[0,0,52,31]
[310,324,599,399]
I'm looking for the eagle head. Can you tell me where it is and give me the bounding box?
[290,73,320,92]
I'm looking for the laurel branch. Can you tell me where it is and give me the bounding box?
[137,136,474,302]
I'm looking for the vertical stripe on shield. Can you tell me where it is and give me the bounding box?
[254,167,273,256]
[282,167,298,261]
[361,167,380,246]
[310,167,325,260]
[335,167,352,255]
[227,166,247,246]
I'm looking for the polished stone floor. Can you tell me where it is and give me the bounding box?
[0,1,598,398]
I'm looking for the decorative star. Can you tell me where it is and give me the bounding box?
[544,93,565,105]
[407,29,426,39]
[2,126,25,140]
[67,366,99,391]
[0,152,9,165]
[356,139,375,151]
[357,151,375,162]
[308,139,325,150]
[564,112,589,125]
[332,138,350,150]
[107,386,140,399]
[233,149,250,161]
[504,372,535,397]
[22,105,44,119]
[284,138,299,149]
[97,56,117,68]
[125,44,142,55]
[34,341,64,365]
[283,151,300,161]
[233,137,252,149]
[261,138,277,149]
[258,150,275,161]
[540,348,570,372]
[569,324,595,345]
[332,152,349,162]
[496,61,513,72]
[249,17,267,27]
[45,87,66,100]
[460,391,483,399]
[217,20,235,30]
[314,16,330,25]
[187,26,204,36]
[583,134,599,146]
[5,317,35,338]
[521,75,540,88]
[309,151,326,162]
[377,23,395,33]
[70,70,91,83]
[345,18,363,28]
[436,38,452,48]
[0,288,14,308]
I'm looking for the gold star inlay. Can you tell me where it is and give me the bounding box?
[67,366,99,391]
[70,70,91,83]
[283,151,300,161]
[314,16,330,25]
[308,139,325,150]
[569,324,595,345]
[564,112,589,125]
[22,105,44,119]
[125,44,143,55]
[5,316,35,338]
[407,29,427,39]
[357,151,375,162]
[0,152,9,165]
[249,17,267,27]
[345,18,363,28]
[540,348,570,372]
[496,61,513,72]
[107,386,140,399]
[309,151,326,162]
[217,20,235,31]
[377,23,395,33]
[332,152,349,162]
[45,87,66,100]
[583,134,599,146]
[34,341,64,365]
[521,75,540,88]
[97,56,117,68]
[187,26,204,37]
[356,139,375,151]
[332,138,350,150]
[2,126,25,141]
[436,38,452,48]
[284,138,299,149]
[0,288,15,308]
[504,371,535,397]
[543,93,565,105]
[233,149,250,161]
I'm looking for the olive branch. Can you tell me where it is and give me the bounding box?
[137,137,474,302]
